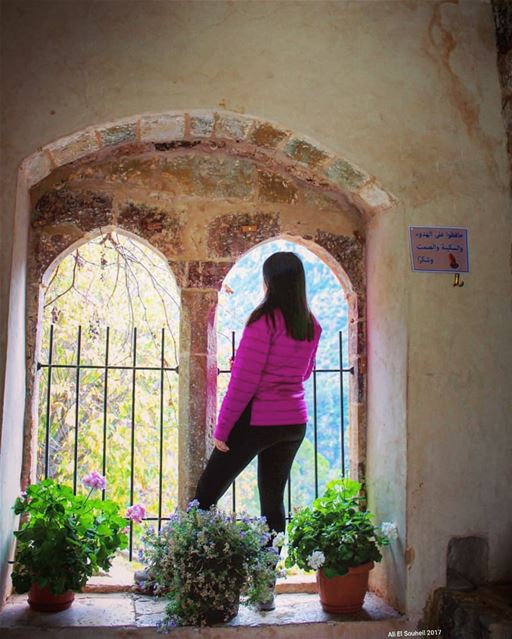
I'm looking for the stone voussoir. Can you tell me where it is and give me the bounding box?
[355,181,395,213]
[45,128,100,167]
[23,150,54,187]
[247,119,292,149]
[324,157,370,192]
[189,111,216,138]
[284,135,332,168]
[140,112,186,143]
[214,111,254,141]
[96,120,138,147]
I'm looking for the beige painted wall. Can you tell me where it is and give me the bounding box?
[1,0,511,620]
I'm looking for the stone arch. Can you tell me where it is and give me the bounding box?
[16,108,396,499]
[22,110,396,219]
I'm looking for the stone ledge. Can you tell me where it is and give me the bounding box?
[0,592,412,639]
[82,556,319,595]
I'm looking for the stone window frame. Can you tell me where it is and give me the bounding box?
[25,225,362,509]
[18,110,396,509]
[25,226,181,490]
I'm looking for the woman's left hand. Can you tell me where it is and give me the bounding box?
[213,438,230,453]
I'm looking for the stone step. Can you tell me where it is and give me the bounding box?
[0,591,416,639]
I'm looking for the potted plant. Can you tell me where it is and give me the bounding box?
[140,501,280,629]
[11,472,144,611]
[285,478,394,613]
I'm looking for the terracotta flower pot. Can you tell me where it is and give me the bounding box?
[28,583,75,612]
[317,561,374,613]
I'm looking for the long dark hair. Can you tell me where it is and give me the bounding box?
[247,251,315,341]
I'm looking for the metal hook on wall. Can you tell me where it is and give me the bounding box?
[453,273,464,287]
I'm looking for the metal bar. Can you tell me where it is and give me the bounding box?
[310,367,354,374]
[231,482,236,514]
[73,326,82,495]
[287,473,292,520]
[37,363,177,372]
[219,367,354,375]
[313,365,318,499]
[339,331,346,478]
[129,328,137,561]
[102,327,110,500]
[218,368,355,375]
[136,515,272,523]
[231,330,237,514]
[44,324,55,479]
[158,328,165,532]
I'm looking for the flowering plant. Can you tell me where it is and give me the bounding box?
[140,502,280,629]
[11,474,142,595]
[285,478,391,578]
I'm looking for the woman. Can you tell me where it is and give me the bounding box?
[194,251,322,539]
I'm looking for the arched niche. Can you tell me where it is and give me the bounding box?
[2,110,403,611]
[22,111,385,497]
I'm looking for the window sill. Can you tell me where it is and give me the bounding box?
[1,591,412,638]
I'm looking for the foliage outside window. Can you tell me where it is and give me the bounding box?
[37,233,180,552]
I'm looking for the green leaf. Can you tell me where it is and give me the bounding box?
[95,524,111,536]
[322,565,339,579]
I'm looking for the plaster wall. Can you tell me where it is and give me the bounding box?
[1,0,511,621]
[366,206,409,612]
[0,174,29,610]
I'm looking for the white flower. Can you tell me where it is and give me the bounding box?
[307,550,326,570]
[380,521,399,540]
[272,532,286,549]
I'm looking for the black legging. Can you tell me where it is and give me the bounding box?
[194,402,306,533]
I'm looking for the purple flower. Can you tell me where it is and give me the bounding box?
[260,532,271,545]
[126,503,146,524]
[187,499,200,512]
[83,471,107,491]
[156,617,178,633]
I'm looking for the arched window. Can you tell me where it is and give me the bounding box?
[216,238,352,517]
[36,231,180,552]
